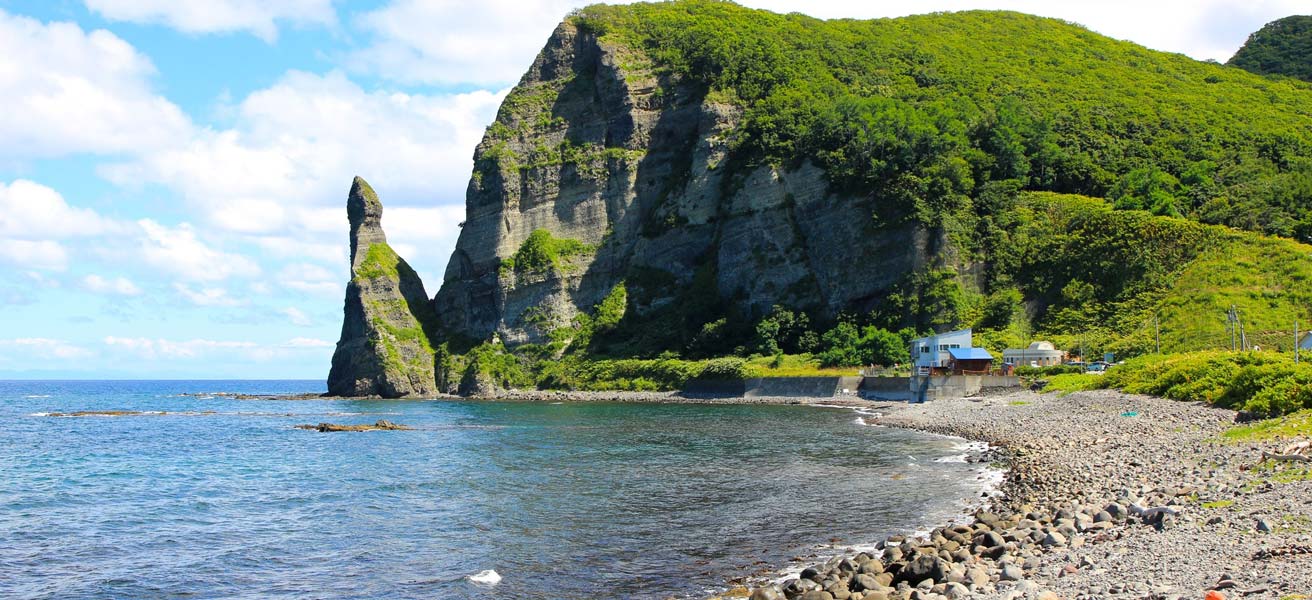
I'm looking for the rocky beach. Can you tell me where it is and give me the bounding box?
[740,389,1312,600]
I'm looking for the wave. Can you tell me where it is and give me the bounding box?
[24,394,52,398]
[467,570,501,586]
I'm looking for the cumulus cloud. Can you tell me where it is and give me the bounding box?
[0,9,190,160]
[348,0,1309,88]
[281,306,313,326]
[283,337,331,348]
[738,0,1308,62]
[103,335,332,361]
[0,179,124,239]
[104,71,502,216]
[0,239,69,271]
[82,274,142,296]
[104,335,257,359]
[137,219,261,281]
[172,282,246,306]
[0,337,94,360]
[349,0,592,86]
[277,262,342,297]
[83,0,337,42]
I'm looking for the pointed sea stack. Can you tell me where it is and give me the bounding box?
[327,176,440,398]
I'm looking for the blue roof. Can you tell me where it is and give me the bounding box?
[949,347,993,360]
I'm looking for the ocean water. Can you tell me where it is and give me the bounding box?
[0,381,999,599]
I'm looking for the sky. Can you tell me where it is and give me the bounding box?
[0,0,1305,379]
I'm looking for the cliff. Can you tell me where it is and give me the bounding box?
[327,177,439,398]
[328,2,1312,393]
[433,17,935,353]
[432,3,1312,354]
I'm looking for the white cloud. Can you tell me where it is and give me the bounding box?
[101,70,500,277]
[0,337,94,360]
[283,337,331,348]
[172,282,246,306]
[349,0,1309,88]
[103,71,504,217]
[277,262,342,297]
[104,335,257,359]
[103,335,332,361]
[282,306,313,326]
[137,219,261,281]
[738,0,1307,63]
[83,0,336,42]
[82,274,141,296]
[0,239,69,271]
[0,9,190,160]
[252,235,346,265]
[0,179,123,239]
[349,0,594,85]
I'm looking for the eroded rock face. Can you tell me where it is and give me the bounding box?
[433,21,936,346]
[327,177,439,398]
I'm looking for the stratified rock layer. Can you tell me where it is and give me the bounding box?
[433,21,934,346]
[327,177,439,398]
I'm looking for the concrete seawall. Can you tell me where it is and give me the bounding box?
[683,375,1020,400]
[683,376,862,398]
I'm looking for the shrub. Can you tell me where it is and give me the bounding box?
[697,357,750,380]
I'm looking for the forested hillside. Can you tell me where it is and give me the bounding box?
[576,2,1312,237]
[1230,15,1312,83]
[333,1,1312,396]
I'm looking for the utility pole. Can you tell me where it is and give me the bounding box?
[1239,313,1248,352]
[1227,306,1238,352]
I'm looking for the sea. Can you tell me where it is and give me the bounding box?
[0,380,1001,599]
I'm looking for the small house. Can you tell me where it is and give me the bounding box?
[949,347,994,374]
[910,328,992,374]
[1003,341,1066,367]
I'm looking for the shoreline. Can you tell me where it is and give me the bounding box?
[736,389,1312,600]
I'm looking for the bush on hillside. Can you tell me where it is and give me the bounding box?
[1099,351,1312,417]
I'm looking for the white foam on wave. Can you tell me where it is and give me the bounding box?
[24,395,52,398]
[28,412,51,417]
[467,570,501,586]
[934,454,969,463]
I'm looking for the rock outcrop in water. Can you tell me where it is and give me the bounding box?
[327,177,439,398]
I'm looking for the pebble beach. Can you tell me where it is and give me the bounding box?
[741,389,1312,600]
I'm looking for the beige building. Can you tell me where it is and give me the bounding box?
[1003,341,1066,367]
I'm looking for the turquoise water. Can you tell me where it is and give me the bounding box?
[0,381,996,599]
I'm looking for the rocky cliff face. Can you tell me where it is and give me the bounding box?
[327,177,439,398]
[433,21,939,347]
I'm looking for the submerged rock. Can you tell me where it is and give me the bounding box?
[326,177,441,398]
[294,419,413,432]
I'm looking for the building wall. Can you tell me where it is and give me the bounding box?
[911,329,973,368]
[1002,349,1065,366]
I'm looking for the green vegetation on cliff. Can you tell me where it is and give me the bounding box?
[428,3,1312,403]
[501,229,592,275]
[574,1,1312,237]
[1229,15,1312,83]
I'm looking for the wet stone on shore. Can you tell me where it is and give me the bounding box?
[737,390,1312,600]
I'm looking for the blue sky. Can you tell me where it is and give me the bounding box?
[0,0,1303,379]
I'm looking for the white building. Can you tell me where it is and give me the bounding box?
[1003,341,1066,367]
[910,328,974,370]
